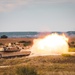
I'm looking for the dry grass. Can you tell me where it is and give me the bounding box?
[69,47,75,52]
[0,55,75,75]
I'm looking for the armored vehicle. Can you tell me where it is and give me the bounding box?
[0,47,31,58]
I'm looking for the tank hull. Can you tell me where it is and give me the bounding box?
[0,51,31,58]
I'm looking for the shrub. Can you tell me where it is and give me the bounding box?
[1,35,8,38]
[16,65,37,75]
[62,54,72,57]
[23,42,32,47]
[0,43,3,45]
[71,41,74,44]
[69,48,75,52]
[18,41,26,43]
[18,41,32,47]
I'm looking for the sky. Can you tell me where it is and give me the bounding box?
[0,0,75,32]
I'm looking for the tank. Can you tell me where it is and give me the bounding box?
[3,46,21,52]
[0,47,31,58]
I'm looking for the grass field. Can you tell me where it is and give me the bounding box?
[0,54,75,75]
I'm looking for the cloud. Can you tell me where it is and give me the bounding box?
[0,0,75,12]
[0,0,30,12]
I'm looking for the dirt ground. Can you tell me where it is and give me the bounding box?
[0,38,34,44]
[0,36,75,44]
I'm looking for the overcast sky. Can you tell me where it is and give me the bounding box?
[0,0,75,32]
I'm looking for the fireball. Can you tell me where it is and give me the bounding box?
[31,33,69,55]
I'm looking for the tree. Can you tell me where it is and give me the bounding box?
[1,35,8,38]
